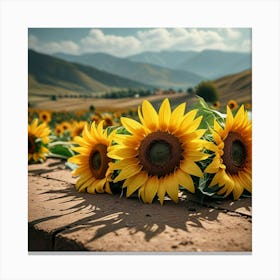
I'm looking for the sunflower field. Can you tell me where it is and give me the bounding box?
[28,97,252,204]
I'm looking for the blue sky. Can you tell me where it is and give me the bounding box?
[28,28,251,57]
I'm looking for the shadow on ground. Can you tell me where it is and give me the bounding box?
[30,182,249,244]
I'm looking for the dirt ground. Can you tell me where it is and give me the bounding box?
[28,158,252,252]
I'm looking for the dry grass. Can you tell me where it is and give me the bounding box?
[29,93,188,113]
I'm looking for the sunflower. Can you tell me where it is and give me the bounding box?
[39,111,52,124]
[227,100,238,110]
[28,119,50,163]
[204,105,252,200]
[55,124,63,136]
[245,103,252,110]
[68,121,115,194]
[102,113,114,128]
[108,98,207,204]
[71,121,87,138]
[91,114,100,124]
[61,121,72,132]
[212,101,221,109]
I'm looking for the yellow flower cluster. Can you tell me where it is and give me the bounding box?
[68,98,252,204]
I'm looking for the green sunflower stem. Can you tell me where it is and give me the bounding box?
[48,141,74,147]
[47,152,69,160]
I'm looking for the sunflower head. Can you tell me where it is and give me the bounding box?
[108,98,208,204]
[204,105,252,200]
[244,103,252,110]
[91,114,100,124]
[68,121,115,194]
[71,121,87,138]
[61,121,72,132]
[102,113,114,128]
[227,100,238,110]
[55,124,63,136]
[39,111,52,124]
[28,119,50,163]
[212,101,221,109]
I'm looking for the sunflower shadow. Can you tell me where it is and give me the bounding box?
[186,193,252,216]
[28,160,65,176]
[38,184,225,244]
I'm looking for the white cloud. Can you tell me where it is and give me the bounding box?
[80,29,141,56]
[28,28,250,57]
[28,34,80,55]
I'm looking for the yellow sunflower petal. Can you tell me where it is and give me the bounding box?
[121,117,146,136]
[165,174,179,203]
[158,98,171,131]
[232,176,243,200]
[157,179,166,205]
[180,159,203,177]
[141,100,158,130]
[107,147,138,160]
[176,169,195,193]
[169,102,186,132]
[113,164,142,182]
[109,158,139,170]
[95,178,107,193]
[204,156,221,173]
[144,176,159,204]
[209,170,226,187]
[126,172,148,197]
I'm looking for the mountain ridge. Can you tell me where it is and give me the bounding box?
[53,52,205,89]
[28,49,151,96]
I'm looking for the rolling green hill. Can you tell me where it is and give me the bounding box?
[28,49,151,96]
[213,69,252,106]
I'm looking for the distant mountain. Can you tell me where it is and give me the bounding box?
[28,49,150,96]
[177,50,251,79]
[127,49,251,80]
[54,52,205,89]
[127,50,198,69]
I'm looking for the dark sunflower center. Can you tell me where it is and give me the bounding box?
[105,118,113,126]
[232,140,246,167]
[91,151,102,169]
[42,114,47,120]
[149,141,171,166]
[89,143,111,179]
[28,134,36,154]
[222,132,247,174]
[138,131,183,177]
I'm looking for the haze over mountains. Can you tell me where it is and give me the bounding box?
[128,50,251,79]
[53,52,205,89]
[28,48,251,97]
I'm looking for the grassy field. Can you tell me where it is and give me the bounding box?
[29,93,189,113]
[28,69,252,114]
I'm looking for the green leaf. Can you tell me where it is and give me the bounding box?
[190,96,210,110]
[49,145,74,158]
[106,125,119,135]
[197,173,223,198]
[196,108,216,129]
[189,96,226,131]
[116,126,130,135]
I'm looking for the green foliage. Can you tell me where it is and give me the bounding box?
[195,81,219,102]
[190,97,225,133]
[89,104,95,112]
[48,142,75,159]
[104,89,151,99]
